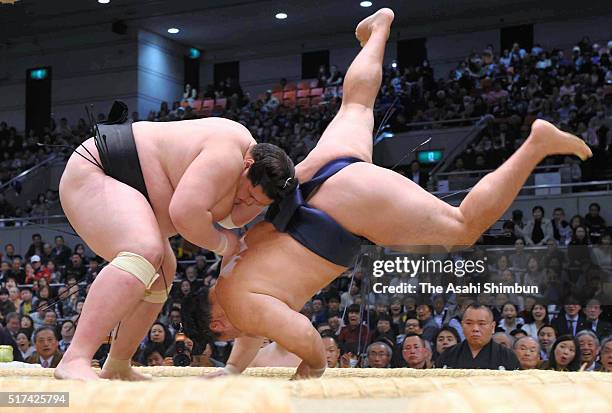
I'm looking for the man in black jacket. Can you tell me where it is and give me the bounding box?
[550,295,590,336]
[435,304,520,370]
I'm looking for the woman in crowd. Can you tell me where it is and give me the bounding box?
[539,335,581,371]
[522,302,549,339]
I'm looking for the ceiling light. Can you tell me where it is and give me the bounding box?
[167,28,180,34]
[98,0,110,4]
[275,12,288,20]
[360,1,373,7]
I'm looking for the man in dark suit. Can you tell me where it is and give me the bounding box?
[409,160,429,189]
[0,323,23,362]
[49,236,72,267]
[584,298,612,339]
[25,327,63,368]
[550,296,589,336]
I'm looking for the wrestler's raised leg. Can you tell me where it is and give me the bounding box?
[297,8,394,174]
[358,120,592,247]
[99,241,176,380]
[54,148,166,380]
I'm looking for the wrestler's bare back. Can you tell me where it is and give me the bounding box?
[75,117,255,237]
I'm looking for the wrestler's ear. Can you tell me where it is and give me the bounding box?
[243,158,254,169]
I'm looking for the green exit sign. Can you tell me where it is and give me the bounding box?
[29,68,49,80]
[417,150,443,164]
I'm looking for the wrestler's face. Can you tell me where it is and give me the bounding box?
[235,160,274,207]
[208,287,241,340]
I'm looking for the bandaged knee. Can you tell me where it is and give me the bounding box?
[143,284,173,304]
[110,251,159,289]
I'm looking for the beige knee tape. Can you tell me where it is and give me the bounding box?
[143,285,173,304]
[110,251,159,290]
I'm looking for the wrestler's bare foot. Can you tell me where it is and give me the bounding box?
[355,8,394,47]
[529,119,592,161]
[53,358,100,381]
[99,365,152,381]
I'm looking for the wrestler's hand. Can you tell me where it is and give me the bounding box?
[290,361,325,380]
[201,365,240,379]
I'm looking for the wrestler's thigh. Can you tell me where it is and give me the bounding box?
[59,168,165,265]
[306,104,374,165]
[353,165,467,246]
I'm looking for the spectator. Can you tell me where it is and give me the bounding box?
[537,324,557,361]
[497,302,524,334]
[18,288,35,316]
[576,329,600,371]
[50,235,72,266]
[321,334,341,368]
[492,332,514,348]
[435,304,520,370]
[432,326,461,361]
[58,320,75,352]
[20,315,34,339]
[15,330,35,360]
[338,304,371,355]
[24,234,44,261]
[4,312,20,339]
[0,287,16,318]
[522,302,548,339]
[0,322,23,362]
[513,336,541,369]
[591,232,612,267]
[372,313,395,344]
[400,334,431,369]
[551,207,573,246]
[584,298,612,339]
[140,322,173,360]
[311,296,328,326]
[30,300,49,329]
[584,202,607,244]
[26,326,63,368]
[521,206,554,246]
[143,343,166,367]
[416,304,439,344]
[509,238,528,271]
[365,341,392,368]
[599,336,612,372]
[409,160,428,189]
[26,255,52,284]
[262,90,280,113]
[539,335,581,371]
[550,295,589,336]
[65,253,86,281]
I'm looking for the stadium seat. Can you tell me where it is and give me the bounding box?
[190,100,203,111]
[310,87,324,97]
[214,98,227,111]
[297,89,310,99]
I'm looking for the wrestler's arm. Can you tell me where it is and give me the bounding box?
[169,149,242,254]
[225,335,265,372]
[228,203,264,227]
[230,293,326,377]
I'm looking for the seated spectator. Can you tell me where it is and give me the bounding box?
[584,202,607,244]
[26,326,63,368]
[321,334,341,368]
[311,296,328,326]
[18,287,34,316]
[25,233,44,261]
[522,206,554,246]
[584,298,612,339]
[509,238,528,271]
[537,324,557,361]
[513,336,541,369]
[432,326,461,361]
[497,302,524,334]
[416,304,439,344]
[576,330,600,371]
[0,287,16,319]
[140,322,173,362]
[365,341,393,368]
[522,302,548,339]
[539,335,581,371]
[15,330,35,360]
[326,65,344,87]
[42,309,58,329]
[0,322,23,361]
[599,336,612,372]
[550,295,589,336]
[19,315,34,340]
[591,232,612,267]
[372,314,395,344]
[30,300,49,329]
[65,253,86,281]
[338,304,371,355]
[261,90,280,112]
[143,343,166,367]
[551,208,572,246]
[400,334,432,369]
[492,332,514,348]
[26,255,51,284]
[435,304,520,370]
[58,320,75,353]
